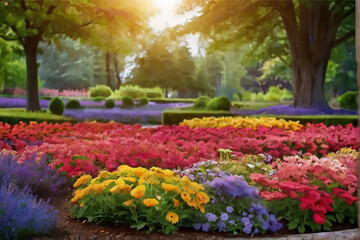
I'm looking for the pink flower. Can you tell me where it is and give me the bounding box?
[313,213,326,225]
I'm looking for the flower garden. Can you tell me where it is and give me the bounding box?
[0,117,359,239]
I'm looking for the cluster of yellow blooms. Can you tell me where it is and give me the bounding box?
[71,165,210,224]
[180,116,303,131]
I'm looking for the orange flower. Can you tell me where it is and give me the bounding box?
[101,179,115,188]
[161,183,178,192]
[130,185,146,199]
[73,174,92,188]
[166,212,179,224]
[173,198,180,207]
[91,183,105,194]
[180,191,191,202]
[143,198,159,207]
[196,192,210,204]
[123,199,133,206]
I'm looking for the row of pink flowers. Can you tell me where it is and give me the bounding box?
[0,122,358,177]
[5,87,88,97]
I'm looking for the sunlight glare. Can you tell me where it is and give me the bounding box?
[153,0,181,12]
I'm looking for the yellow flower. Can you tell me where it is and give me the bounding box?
[180,191,191,202]
[91,183,105,194]
[123,177,137,183]
[173,198,180,207]
[70,186,91,203]
[98,170,109,179]
[130,184,146,199]
[73,174,92,188]
[133,167,149,177]
[161,183,178,192]
[143,198,159,207]
[110,185,122,193]
[179,176,191,186]
[196,192,210,204]
[123,199,134,206]
[101,179,115,188]
[115,177,126,187]
[117,165,133,173]
[166,212,179,224]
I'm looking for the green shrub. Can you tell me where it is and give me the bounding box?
[89,85,113,98]
[144,87,163,98]
[113,85,146,99]
[92,96,106,102]
[232,93,240,102]
[193,96,211,108]
[279,88,293,101]
[138,97,149,106]
[207,96,231,111]
[242,91,252,101]
[256,92,265,101]
[338,91,358,110]
[105,99,115,109]
[264,93,280,101]
[121,96,134,107]
[49,97,65,115]
[66,99,81,109]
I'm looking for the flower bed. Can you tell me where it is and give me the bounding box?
[180,116,303,130]
[0,121,358,176]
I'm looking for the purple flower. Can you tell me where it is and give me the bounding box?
[243,225,253,234]
[202,223,211,232]
[205,213,217,222]
[218,221,226,232]
[253,228,259,235]
[242,211,247,216]
[194,223,202,230]
[226,206,233,214]
[220,213,229,221]
[228,220,235,225]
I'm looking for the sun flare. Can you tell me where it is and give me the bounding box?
[153,0,181,12]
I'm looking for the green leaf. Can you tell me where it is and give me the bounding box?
[336,213,345,223]
[288,218,300,230]
[297,225,305,233]
[114,211,128,216]
[326,215,336,222]
[136,222,147,230]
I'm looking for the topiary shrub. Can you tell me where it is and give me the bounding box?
[338,91,358,110]
[66,99,81,109]
[89,85,113,98]
[49,97,65,115]
[207,96,231,111]
[92,96,106,102]
[193,96,211,108]
[113,85,146,99]
[138,97,149,106]
[144,87,163,98]
[121,96,134,107]
[105,99,115,109]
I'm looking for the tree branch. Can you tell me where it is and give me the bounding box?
[334,30,355,48]
[0,34,19,41]
[278,55,291,68]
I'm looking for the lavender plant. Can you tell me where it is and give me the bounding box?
[0,185,58,240]
[0,152,67,195]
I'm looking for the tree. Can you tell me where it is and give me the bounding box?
[0,0,153,111]
[179,0,355,108]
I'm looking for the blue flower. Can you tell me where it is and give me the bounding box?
[228,220,235,225]
[253,228,259,235]
[261,220,269,230]
[226,206,233,214]
[202,223,211,232]
[220,213,229,221]
[218,221,226,232]
[242,211,247,216]
[243,225,252,234]
[194,223,202,231]
[205,213,217,222]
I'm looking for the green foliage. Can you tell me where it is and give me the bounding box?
[144,87,163,98]
[338,91,358,110]
[207,96,232,111]
[138,97,149,106]
[113,85,146,99]
[193,96,211,108]
[241,91,253,101]
[105,99,115,109]
[256,92,264,101]
[232,93,240,102]
[89,85,113,98]
[121,96,134,107]
[0,109,75,124]
[92,96,106,102]
[66,99,82,109]
[48,97,65,115]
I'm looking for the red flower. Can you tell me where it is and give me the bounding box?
[313,213,326,225]
[260,191,289,201]
[333,188,357,205]
[311,205,327,215]
[299,197,315,210]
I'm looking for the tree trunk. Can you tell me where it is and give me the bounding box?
[105,52,111,88]
[355,0,360,229]
[24,37,41,112]
[113,54,122,89]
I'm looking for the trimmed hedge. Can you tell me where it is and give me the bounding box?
[150,98,196,103]
[0,109,77,125]
[162,109,358,127]
[105,99,115,109]
[338,91,358,110]
[49,97,65,115]
[66,99,81,109]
